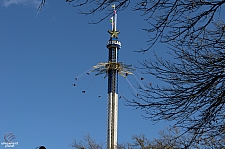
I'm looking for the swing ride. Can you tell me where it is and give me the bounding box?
[72,5,151,149]
[73,66,150,97]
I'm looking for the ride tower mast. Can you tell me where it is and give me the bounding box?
[92,5,134,149]
[106,5,120,149]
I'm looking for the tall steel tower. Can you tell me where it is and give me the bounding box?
[93,5,133,149]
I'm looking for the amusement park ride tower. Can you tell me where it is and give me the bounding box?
[93,5,133,149]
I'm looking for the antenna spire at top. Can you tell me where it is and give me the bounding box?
[109,4,119,37]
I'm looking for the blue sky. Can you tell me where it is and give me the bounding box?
[1,1,174,148]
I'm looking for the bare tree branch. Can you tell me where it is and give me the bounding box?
[38,0,225,146]
[38,1,225,51]
[37,0,45,11]
[127,22,225,145]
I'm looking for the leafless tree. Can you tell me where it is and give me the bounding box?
[70,134,103,149]
[129,25,225,145]
[59,0,225,145]
[39,0,225,146]
[40,0,225,51]
[70,127,224,149]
